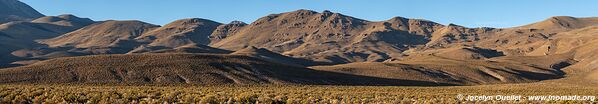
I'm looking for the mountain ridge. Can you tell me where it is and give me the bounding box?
[1,1,598,86]
[0,0,44,23]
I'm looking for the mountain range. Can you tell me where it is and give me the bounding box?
[1,0,597,86]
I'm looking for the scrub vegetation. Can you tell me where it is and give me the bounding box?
[0,83,596,104]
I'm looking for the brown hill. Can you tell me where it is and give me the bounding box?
[31,14,95,32]
[0,15,95,67]
[231,46,329,67]
[425,25,496,48]
[0,22,62,66]
[2,7,598,87]
[537,27,598,83]
[492,28,598,86]
[415,16,598,57]
[411,24,550,56]
[0,22,63,46]
[0,14,93,47]
[31,11,598,69]
[12,19,229,66]
[7,20,157,66]
[41,20,159,48]
[379,23,598,85]
[406,46,504,60]
[312,55,564,85]
[209,21,247,44]
[127,44,231,54]
[136,18,221,47]
[490,26,598,70]
[527,26,598,56]
[466,17,598,56]
[519,16,598,33]
[0,0,44,23]
[0,53,447,86]
[211,10,443,64]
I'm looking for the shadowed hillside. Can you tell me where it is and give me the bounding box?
[0,53,449,86]
[0,0,44,23]
[231,46,331,67]
[0,14,95,67]
[312,55,566,85]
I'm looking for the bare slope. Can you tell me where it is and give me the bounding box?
[0,15,95,67]
[0,14,93,49]
[209,21,247,44]
[31,14,95,32]
[136,18,221,47]
[41,20,159,48]
[419,16,598,56]
[0,53,446,86]
[231,46,329,66]
[519,16,598,33]
[12,19,230,66]
[405,46,504,60]
[3,8,598,86]
[313,24,598,86]
[544,27,598,83]
[11,20,159,64]
[0,0,44,23]
[211,10,443,64]
[312,55,565,85]
[127,44,231,54]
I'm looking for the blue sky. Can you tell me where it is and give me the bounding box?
[21,0,598,28]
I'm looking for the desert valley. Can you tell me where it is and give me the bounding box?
[1,0,598,103]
